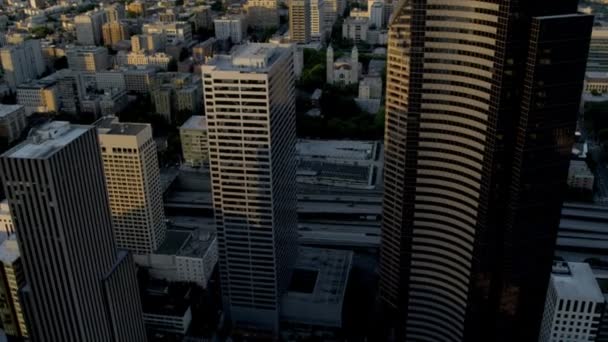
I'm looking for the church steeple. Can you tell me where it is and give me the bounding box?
[327,44,334,84]
[351,45,359,84]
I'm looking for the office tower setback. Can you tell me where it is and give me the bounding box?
[95,117,166,254]
[202,43,299,332]
[538,262,604,342]
[0,121,147,341]
[289,0,311,44]
[380,1,593,341]
[0,237,28,339]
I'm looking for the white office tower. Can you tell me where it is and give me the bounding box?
[0,40,45,90]
[75,9,108,46]
[202,43,298,333]
[539,262,604,342]
[95,117,166,254]
[369,1,383,28]
[0,121,147,341]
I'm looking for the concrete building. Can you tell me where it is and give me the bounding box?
[192,38,215,62]
[65,45,109,71]
[133,229,218,288]
[244,0,279,29]
[151,72,202,123]
[105,3,125,22]
[0,105,26,144]
[143,22,192,44]
[95,117,167,254]
[214,15,246,43]
[16,80,58,115]
[142,284,192,335]
[102,21,129,47]
[115,51,172,70]
[310,0,325,40]
[50,69,83,115]
[369,1,383,28]
[342,17,369,42]
[180,115,208,168]
[0,40,45,90]
[127,1,146,16]
[0,121,147,341]
[323,0,344,28]
[81,89,129,118]
[131,34,165,53]
[75,9,107,46]
[568,160,595,192]
[585,72,608,94]
[202,43,299,333]
[539,262,605,342]
[0,200,14,236]
[0,237,27,339]
[122,66,158,94]
[380,2,593,341]
[588,26,608,72]
[289,0,311,44]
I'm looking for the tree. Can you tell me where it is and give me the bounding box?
[30,26,54,38]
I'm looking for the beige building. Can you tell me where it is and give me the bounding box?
[244,0,279,29]
[0,237,28,339]
[180,115,208,167]
[75,9,107,46]
[143,21,192,44]
[16,81,59,115]
[289,0,311,43]
[102,21,129,47]
[115,51,172,69]
[131,34,165,53]
[151,72,201,122]
[0,200,13,236]
[0,105,26,144]
[310,0,325,40]
[127,1,146,16]
[202,43,299,333]
[65,45,109,72]
[95,117,167,254]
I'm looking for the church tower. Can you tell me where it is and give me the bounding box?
[326,44,334,84]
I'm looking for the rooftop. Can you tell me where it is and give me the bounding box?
[157,228,215,258]
[552,262,604,302]
[180,115,207,130]
[205,43,289,72]
[0,104,23,118]
[3,121,90,160]
[297,140,377,161]
[0,236,19,265]
[94,116,149,136]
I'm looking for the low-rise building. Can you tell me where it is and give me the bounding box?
[244,0,279,29]
[115,51,173,70]
[16,80,58,115]
[192,38,215,62]
[122,66,158,94]
[0,105,26,144]
[142,283,192,335]
[180,115,208,168]
[151,72,202,122]
[342,17,369,43]
[586,72,608,94]
[539,262,605,342]
[80,89,129,118]
[0,200,14,236]
[568,160,595,192]
[66,45,109,72]
[143,21,192,45]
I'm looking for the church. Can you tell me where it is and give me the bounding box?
[326,45,360,85]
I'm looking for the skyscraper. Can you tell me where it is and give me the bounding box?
[75,9,107,46]
[0,121,147,341]
[0,40,46,90]
[202,43,299,332]
[289,0,311,44]
[102,21,130,47]
[95,117,166,255]
[380,1,593,341]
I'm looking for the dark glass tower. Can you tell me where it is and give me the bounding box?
[380,1,593,341]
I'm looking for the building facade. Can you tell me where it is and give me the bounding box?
[202,43,299,332]
[244,0,279,29]
[0,40,45,90]
[0,104,26,144]
[75,9,107,46]
[95,117,167,254]
[180,115,208,168]
[0,121,147,341]
[380,1,593,341]
[66,45,109,72]
[0,237,27,339]
[289,0,311,44]
[102,21,129,47]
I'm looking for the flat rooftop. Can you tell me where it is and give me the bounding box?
[3,121,90,159]
[297,140,378,161]
[0,104,23,118]
[156,228,215,258]
[94,116,149,136]
[181,115,207,130]
[552,262,604,302]
[205,43,288,72]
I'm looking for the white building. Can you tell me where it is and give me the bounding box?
[95,117,167,254]
[214,15,245,43]
[567,160,595,192]
[326,45,359,85]
[0,40,45,90]
[202,43,299,333]
[539,262,605,342]
[0,105,26,144]
[75,9,107,46]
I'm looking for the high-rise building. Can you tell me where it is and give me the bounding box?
[102,21,129,47]
[0,237,28,339]
[105,3,125,22]
[202,43,299,332]
[95,117,166,254]
[213,15,246,44]
[0,121,147,341]
[380,2,593,341]
[65,45,109,72]
[310,0,325,40]
[0,40,46,90]
[180,115,208,168]
[289,0,311,44]
[538,262,604,342]
[244,0,279,29]
[75,9,108,46]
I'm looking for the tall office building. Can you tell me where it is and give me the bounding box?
[0,40,45,90]
[75,9,108,46]
[105,3,125,22]
[95,117,166,255]
[380,2,593,341]
[310,0,325,40]
[102,21,129,47]
[0,237,28,339]
[65,45,109,72]
[202,43,298,332]
[289,0,311,44]
[0,121,147,341]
